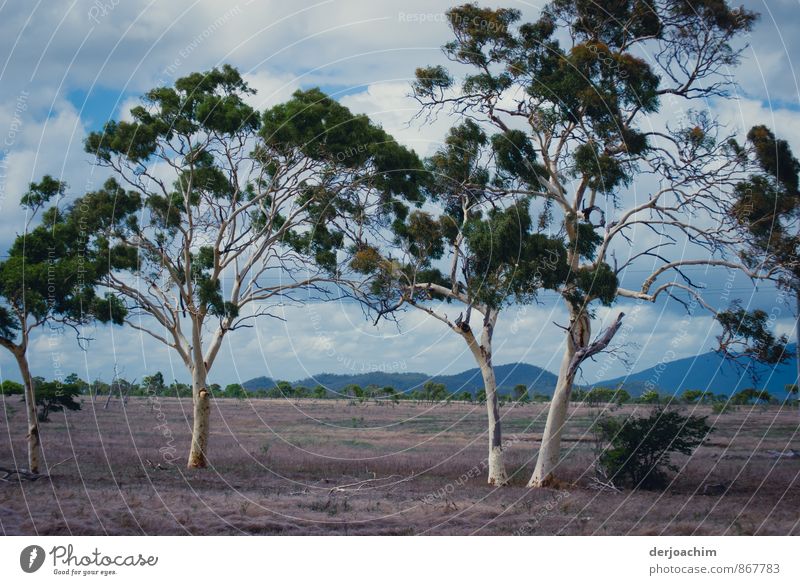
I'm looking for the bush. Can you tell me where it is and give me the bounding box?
[594,406,712,490]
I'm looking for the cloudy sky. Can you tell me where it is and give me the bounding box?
[0,0,797,387]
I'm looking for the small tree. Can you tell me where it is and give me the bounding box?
[223,383,247,399]
[381,386,400,404]
[0,380,24,396]
[583,386,626,405]
[594,407,712,490]
[638,390,661,405]
[0,177,122,473]
[345,384,365,403]
[682,389,714,404]
[35,381,81,422]
[513,384,530,404]
[422,381,448,403]
[142,372,166,395]
[730,388,773,405]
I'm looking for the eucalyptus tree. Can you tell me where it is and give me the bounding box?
[411,1,765,486]
[717,126,799,387]
[80,66,423,468]
[0,177,122,473]
[348,121,568,485]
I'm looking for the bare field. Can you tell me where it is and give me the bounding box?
[1,397,799,535]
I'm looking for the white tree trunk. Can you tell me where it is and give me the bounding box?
[461,311,508,485]
[479,359,508,485]
[187,365,210,469]
[14,349,40,475]
[528,310,588,487]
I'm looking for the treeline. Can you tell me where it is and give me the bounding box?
[3,375,792,420]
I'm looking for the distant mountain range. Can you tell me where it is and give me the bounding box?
[595,344,797,397]
[242,344,797,397]
[242,362,558,395]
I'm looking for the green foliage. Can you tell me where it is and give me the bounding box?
[261,87,425,206]
[0,178,130,345]
[638,389,662,404]
[513,384,530,403]
[0,380,24,396]
[168,382,193,398]
[418,381,448,402]
[491,129,546,187]
[19,175,66,213]
[223,383,248,399]
[412,65,453,99]
[407,0,758,357]
[716,301,793,366]
[141,372,166,395]
[730,388,773,405]
[568,262,618,306]
[35,381,81,422]
[583,386,629,405]
[682,389,715,404]
[724,125,799,373]
[594,406,713,489]
[344,384,366,403]
[87,64,259,164]
[460,202,569,309]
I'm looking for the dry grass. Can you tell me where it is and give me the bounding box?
[1,396,798,535]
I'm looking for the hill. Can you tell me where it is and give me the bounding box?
[595,344,797,397]
[242,345,797,397]
[243,362,559,395]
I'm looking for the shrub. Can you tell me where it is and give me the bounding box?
[594,406,713,490]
